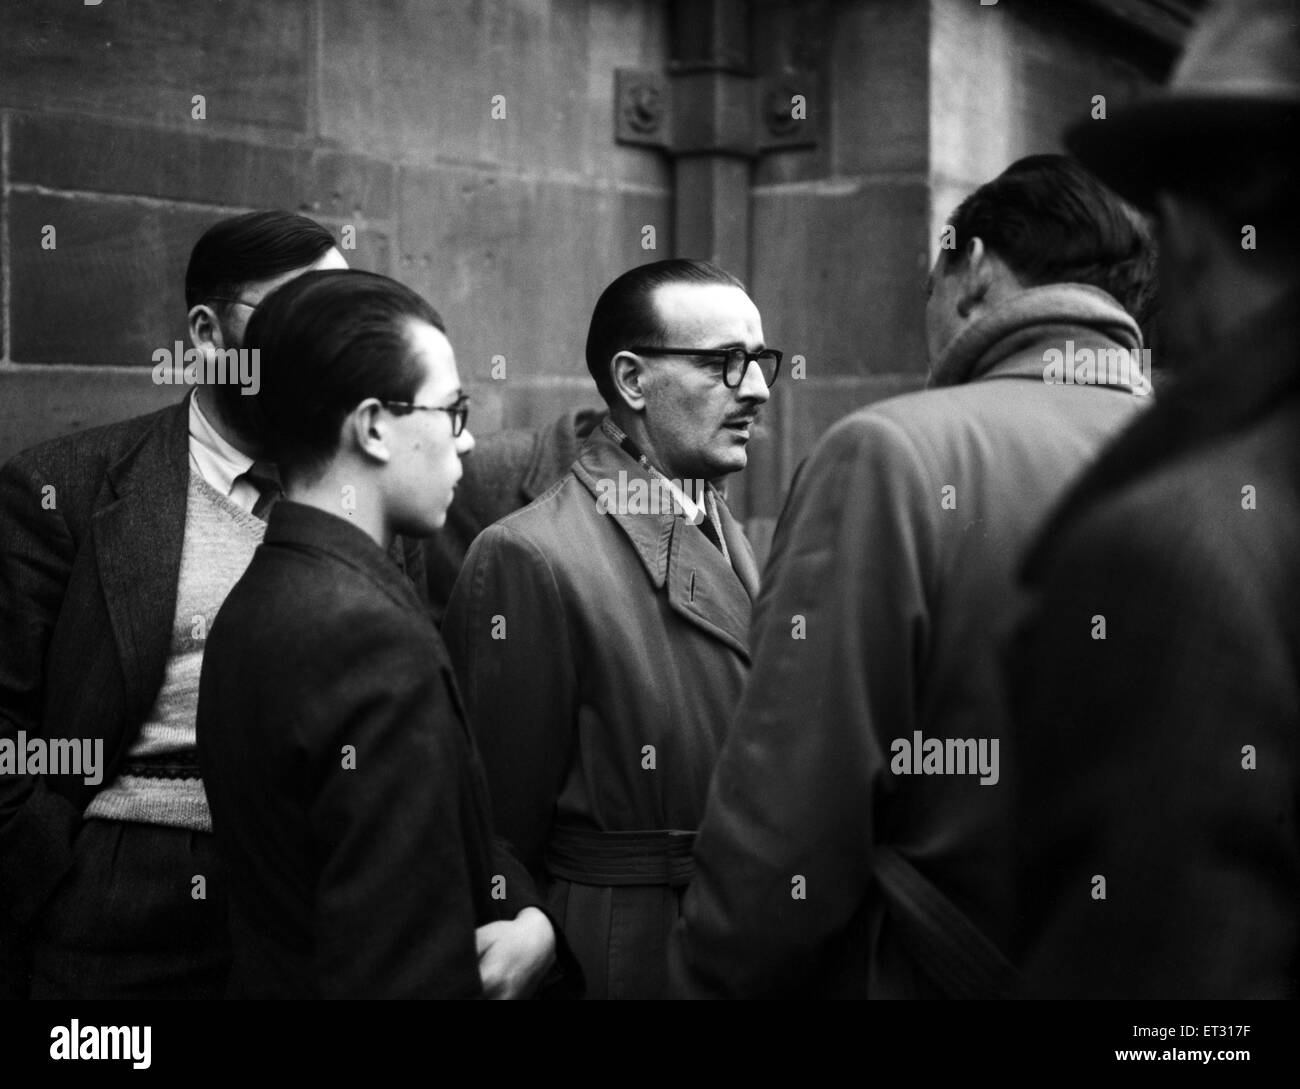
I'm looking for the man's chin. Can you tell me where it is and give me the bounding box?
[394,509,447,540]
[702,449,748,483]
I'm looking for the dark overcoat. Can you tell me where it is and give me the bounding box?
[1006,292,1300,999]
[197,502,541,998]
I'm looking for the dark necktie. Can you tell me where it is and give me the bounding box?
[240,461,283,522]
[697,511,725,553]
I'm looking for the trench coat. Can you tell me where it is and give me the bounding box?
[442,421,759,999]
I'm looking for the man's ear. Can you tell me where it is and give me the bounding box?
[610,350,649,413]
[956,237,992,317]
[188,304,226,354]
[349,400,392,465]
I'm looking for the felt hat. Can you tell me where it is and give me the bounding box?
[1065,0,1299,208]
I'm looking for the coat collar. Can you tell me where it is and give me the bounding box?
[1022,287,1300,583]
[93,394,193,726]
[929,283,1145,390]
[261,502,466,727]
[263,501,426,615]
[572,426,756,660]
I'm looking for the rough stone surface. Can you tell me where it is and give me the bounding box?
[0,0,1169,526]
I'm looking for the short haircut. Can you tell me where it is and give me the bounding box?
[244,269,447,479]
[943,155,1158,337]
[585,258,746,405]
[185,210,337,317]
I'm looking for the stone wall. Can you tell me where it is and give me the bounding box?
[0,0,1181,548]
[0,0,669,461]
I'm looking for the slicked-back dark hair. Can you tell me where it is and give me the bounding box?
[944,154,1158,335]
[244,269,446,479]
[185,210,337,317]
[585,258,746,405]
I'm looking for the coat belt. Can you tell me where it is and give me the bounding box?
[545,827,697,888]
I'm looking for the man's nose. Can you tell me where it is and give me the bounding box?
[736,360,771,403]
[456,428,476,456]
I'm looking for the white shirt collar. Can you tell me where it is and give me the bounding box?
[188,390,255,499]
[655,473,707,525]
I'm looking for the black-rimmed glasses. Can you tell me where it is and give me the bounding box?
[629,346,782,388]
[382,394,471,437]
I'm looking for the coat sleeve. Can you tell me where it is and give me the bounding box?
[0,453,84,924]
[670,413,937,997]
[1007,494,1300,999]
[441,523,578,880]
[305,610,485,999]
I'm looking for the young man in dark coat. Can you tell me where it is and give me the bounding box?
[443,259,772,998]
[197,269,562,999]
[0,211,347,999]
[1007,0,1300,999]
[668,156,1157,998]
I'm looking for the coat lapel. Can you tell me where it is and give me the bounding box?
[663,517,752,661]
[92,396,191,726]
[573,428,754,661]
[714,491,760,600]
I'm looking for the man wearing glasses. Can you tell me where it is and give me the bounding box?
[0,210,346,998]
[443,258,773,999]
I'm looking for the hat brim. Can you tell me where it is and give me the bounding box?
[1065,95,1298,209]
